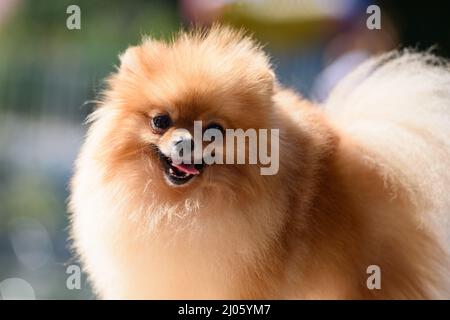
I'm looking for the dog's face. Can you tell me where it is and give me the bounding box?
[94,28,275,196]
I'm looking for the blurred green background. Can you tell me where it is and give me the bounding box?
[0,0,448,299]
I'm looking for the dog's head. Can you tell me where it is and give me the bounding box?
[92,26,276,199]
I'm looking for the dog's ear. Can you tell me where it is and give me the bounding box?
[105,39,166,103]
[258,69,275,96]
[118,46,141,75]
[118,38,166,75]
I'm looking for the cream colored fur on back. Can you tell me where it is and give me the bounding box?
[324,51,450,247]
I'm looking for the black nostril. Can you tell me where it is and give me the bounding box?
[175,138,194,150]
[174,137,195,158]
[174,137,183,145]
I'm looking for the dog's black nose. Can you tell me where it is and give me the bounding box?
[175,137,195,150]
[173,136,195,158]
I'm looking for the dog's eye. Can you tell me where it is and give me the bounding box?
[204,123,224,133]
[204,123,224,142]
[152,114,172,131]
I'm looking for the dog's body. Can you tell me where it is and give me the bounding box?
[70,27,450,299]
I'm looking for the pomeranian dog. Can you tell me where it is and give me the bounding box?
[69,26,450,299]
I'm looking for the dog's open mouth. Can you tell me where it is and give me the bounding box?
[158,152,205,185]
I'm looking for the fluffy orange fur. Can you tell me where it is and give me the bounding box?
[69,26,450,299]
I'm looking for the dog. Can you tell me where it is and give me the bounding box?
[69,26,450,299]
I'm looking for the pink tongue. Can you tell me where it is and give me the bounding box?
[172,163,200,175]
